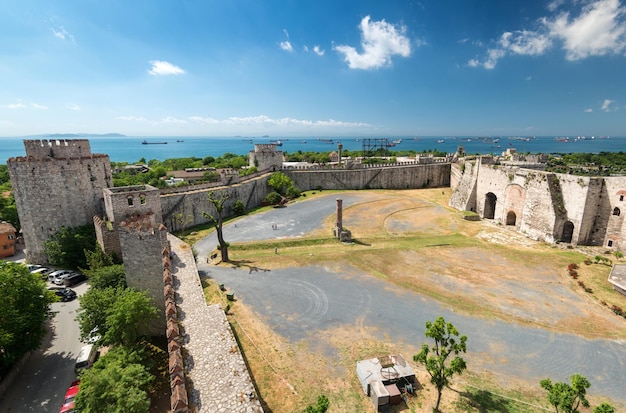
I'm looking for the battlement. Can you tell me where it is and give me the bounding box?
[23,139,93,159]
[252,143,278,152]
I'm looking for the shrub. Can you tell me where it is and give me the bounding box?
[264,191,282,205]
[233,200,245,216]
[286,185,301,199]
[584,258,592,265]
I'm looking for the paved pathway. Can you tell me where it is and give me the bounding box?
[169,234,262,413]
[194,192,626,408]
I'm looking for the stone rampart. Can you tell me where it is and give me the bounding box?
[23,139,93,158]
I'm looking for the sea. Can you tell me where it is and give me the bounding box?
[1,135,624,164]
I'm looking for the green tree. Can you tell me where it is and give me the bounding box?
[413,316,468,412]
[77,287,120,344]
[264,191,282,205]
[44,224,96,269]
[540,374,591,413]
[594,403,615,413]
[203,190,231,262]
[233,199,245,216]
[0,193,20,231]
[268,171,293,195]
[103,288,159,347]
[303,395,330,413]
[84,264,126,290]
[0,262,56,373]
[84,247,116,270]
[74,346,153,413]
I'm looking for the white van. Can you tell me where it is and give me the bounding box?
[74,344,98,375]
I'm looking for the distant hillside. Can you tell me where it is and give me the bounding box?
[42,133,126,138]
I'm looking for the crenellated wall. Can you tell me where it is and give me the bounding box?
[450,158,626,251]
[7,140,112,263]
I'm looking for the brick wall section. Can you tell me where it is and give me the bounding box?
[7,140,112,263]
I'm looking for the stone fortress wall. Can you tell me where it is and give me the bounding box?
[449,156,626,251]
[7,139,112,263]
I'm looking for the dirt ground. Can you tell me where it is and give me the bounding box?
[202,188,626,413]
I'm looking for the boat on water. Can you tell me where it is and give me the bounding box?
[269,140,283,146]
[392,139,402,144]
[436,139,445,143]
[176,140,184,142]
[141,140,168,144]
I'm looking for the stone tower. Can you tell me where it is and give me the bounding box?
[101,185,167,330]
[248,143,283,171]
[7,139,112,263]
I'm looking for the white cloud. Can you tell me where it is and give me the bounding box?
[161,116,187,124]
[584,108,593,112]
[190,114,370,128]
[280,29,294,52]
[4,102,27,109]
[334,16,412,70]
[67,104,80,111]
[280,41,293,52]
[31,103,48,110]
[148,60,185,76]
[51,26,76,43]
[313,45,325,56]
[544,0,626,60]
[468,0,626,68]
[117,115,150,122]
[601,98,615,111]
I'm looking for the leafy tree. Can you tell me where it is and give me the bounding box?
[103,288,159,347]
[44,224,96,269]
[233,199,245,216]
[540,374,590,413]
[85,247,116,270]
[286,184,301,199]
[414,316,468,412]
[84,264,126,290]
[0,193,20,231]
[77,287,120,344]
[74,346,153,413]
[203,190,231,262]
[594,403,615,413]
[303,395,330,413]
[0,262,56,373]
[268,171,293,195]
[264,191,282,205]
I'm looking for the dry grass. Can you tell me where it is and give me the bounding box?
[195,188,625,412]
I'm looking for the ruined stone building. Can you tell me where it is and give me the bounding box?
[450,156,626,252]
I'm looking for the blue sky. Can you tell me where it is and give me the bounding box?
[1,0,625,137]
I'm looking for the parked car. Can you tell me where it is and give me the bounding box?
[49,287,77,302]
[31,267,52,279]
[86,327,101,344]
[26,264,42,271]
[48,270,73,285]
[63,272,87,287]
[59,379,80,413]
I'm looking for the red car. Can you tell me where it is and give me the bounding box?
[59,379,80,413]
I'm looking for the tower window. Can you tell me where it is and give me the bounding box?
[127,197,134,206]
[613,207,621,216]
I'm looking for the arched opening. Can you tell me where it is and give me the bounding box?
[506,211,516,226]
[613,207,621,216]
[484,193,497,219]
[561,221,574,243]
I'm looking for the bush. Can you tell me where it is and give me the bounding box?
[233,200,245,216]
[286,185,301,199]
[264,191,282,205]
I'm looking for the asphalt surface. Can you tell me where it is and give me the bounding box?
[195,192,626,406]
[0,279,88,412]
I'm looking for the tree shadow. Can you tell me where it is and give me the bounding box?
[227,259,272,274]
[450,386,512,413]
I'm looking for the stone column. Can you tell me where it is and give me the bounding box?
[337,143,343,167]
[336,198,343,231]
